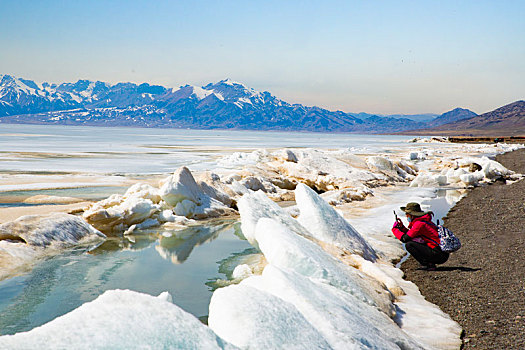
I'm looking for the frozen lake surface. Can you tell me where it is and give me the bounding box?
[0,124,424,175]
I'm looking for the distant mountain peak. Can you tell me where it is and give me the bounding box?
[202,79,268,106]
[218,78,244,86]
[427,107,477,127]
[205,79,248,90]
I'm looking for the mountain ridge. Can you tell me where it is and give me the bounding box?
[403,101,525,137]
[0,74,479,133]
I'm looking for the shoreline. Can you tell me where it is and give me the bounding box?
[402,148,525,349]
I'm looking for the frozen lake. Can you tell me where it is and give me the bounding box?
[0,125,418,335]
[0,124,424,175]
[0,123,519,347]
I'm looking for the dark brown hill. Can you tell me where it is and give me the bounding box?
[402,100,525,136]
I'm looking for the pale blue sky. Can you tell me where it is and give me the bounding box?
[1,0,523,114]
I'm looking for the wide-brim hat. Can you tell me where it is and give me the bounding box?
[400,202,426,217]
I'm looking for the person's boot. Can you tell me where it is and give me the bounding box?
[417,263,436,271]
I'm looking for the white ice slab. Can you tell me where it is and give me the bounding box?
[295,183,378,261]
[0,289,237,350]
[0,213,105,247]
[208,283,331,349]
[243,265,425,350]
[237,190,308,248]
[254,218,394,315]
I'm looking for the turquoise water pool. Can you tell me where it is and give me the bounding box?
[0,220,253,335]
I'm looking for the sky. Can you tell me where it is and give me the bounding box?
[0,0,523,115]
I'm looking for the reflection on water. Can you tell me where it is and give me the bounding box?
[0,220,251,335]
[155,223,231,264]
[422,188,467,223]
[206,247,264,291]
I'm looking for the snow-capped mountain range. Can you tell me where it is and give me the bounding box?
[0,74,476,133]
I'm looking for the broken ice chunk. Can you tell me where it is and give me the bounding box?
[208,283,330,349]
[243,265,423,350]
[0,289,236,349]
[254,218,394,316]
[237,190,308,248]
[295,183,378,261]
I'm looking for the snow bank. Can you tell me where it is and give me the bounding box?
[409,147,520,188]
[0,289,236,350]
[271,148,382,193]
[392,267,463,349]
[217,142,522,213]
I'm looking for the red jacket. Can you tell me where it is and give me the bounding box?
[392,213,439,249]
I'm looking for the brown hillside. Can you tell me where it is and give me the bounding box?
[403,100,525,136]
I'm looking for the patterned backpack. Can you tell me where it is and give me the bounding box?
[437,224,461,252]
[426,220,462,253]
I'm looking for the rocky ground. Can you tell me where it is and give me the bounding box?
[402,148,525,349]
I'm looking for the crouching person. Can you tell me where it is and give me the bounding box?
[392,202,449,271]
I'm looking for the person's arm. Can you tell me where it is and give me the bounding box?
[392,222,411,242]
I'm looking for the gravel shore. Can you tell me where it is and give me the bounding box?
[402,148,525,349]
